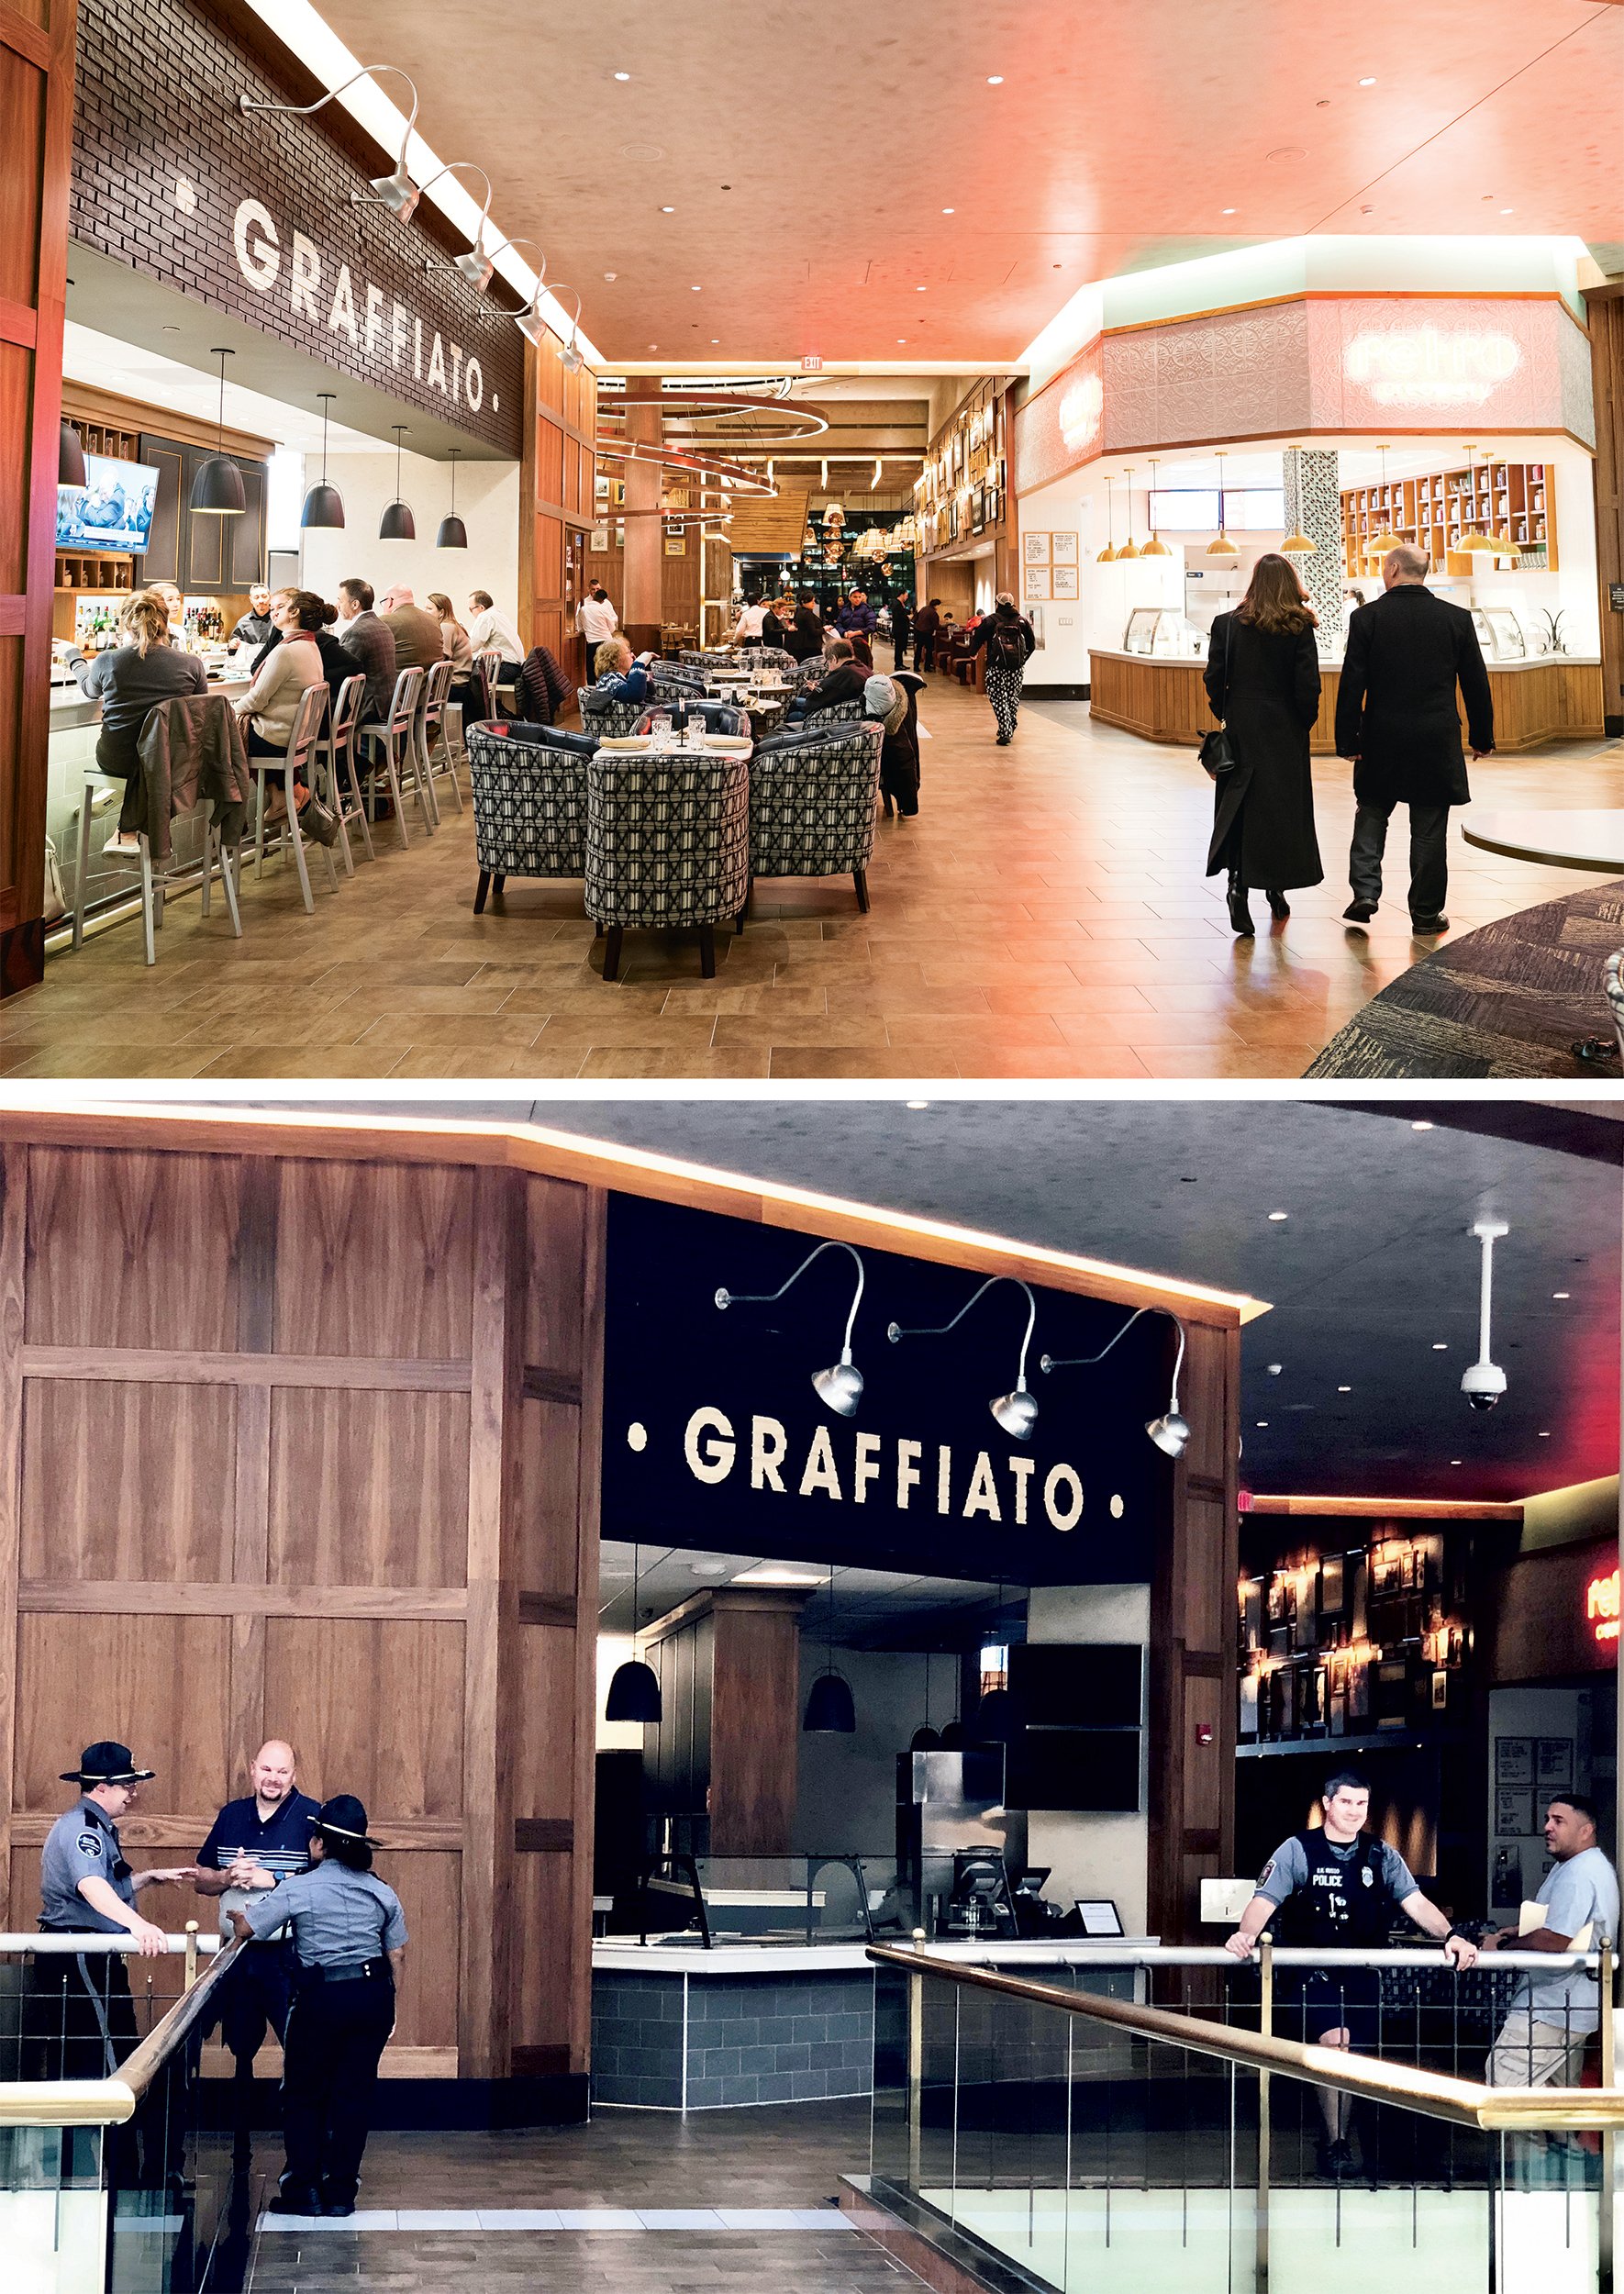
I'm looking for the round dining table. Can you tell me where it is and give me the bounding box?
[1462,811,1624,874]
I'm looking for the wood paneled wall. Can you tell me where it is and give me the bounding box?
[519,329,597,694]
[0,0,77,997]
[1592,284,1624,741]
[0,1138,603,2104]
[1148,1319,1242,1943]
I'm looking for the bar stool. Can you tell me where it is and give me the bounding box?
[250,682,338,913]
[418,657,462,818]
[354,666,429,848]
[319,673,374,872]
[474,649,506,720]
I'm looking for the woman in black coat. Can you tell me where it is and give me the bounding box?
[1203,552,1324,935]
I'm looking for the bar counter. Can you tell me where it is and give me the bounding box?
[1087,648,1607,756]
[590,1937,1151,2112]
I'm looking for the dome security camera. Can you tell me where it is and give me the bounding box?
[1462,1218,1509,1414]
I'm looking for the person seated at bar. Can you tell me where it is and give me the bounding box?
[428,592,476,704]
[592,636,652,707]
[466,589,525,674]
[304,595,357,700]
[234,588,327,826]
[65,589,206,854]
[228,585,275,654]
[787,635,866,725]
[379,586,445,674]
[512,638,576,727]
[335,580,396,726]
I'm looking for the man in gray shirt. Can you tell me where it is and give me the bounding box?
[1480,1792,1619,2086]
[335,579,397,724]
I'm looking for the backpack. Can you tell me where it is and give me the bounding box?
[989,617,1028,672]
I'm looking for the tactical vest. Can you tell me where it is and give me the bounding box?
[1274,1830,1396,1950]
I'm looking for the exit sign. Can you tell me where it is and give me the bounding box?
[802,355,823,372]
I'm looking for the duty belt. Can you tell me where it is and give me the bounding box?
[295,1957,387,1984]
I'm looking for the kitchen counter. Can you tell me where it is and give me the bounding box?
[1088,648,1606,755]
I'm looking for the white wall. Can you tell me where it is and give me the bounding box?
[1025,1585,1151,1938]
[298,447,520,623]
[1018,473,1185,688]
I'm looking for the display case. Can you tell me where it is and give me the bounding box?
[1123,607,1201,657]
[621,1854,905,1947]
[1471,605,1529,661]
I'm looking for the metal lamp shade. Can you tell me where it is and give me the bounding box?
[811,1356,863,1418]
[436,512,469,550]
[803,1671,856,1734]
[938,1720,967,1749]
[370,168,421,223]
[453,249,495,291]
[1146,1409,1190,1459]
[990,1384,1038,1442]
[60,419,87,488]
[379,498,417,541]
[605,1658,662,1724]
[977,1689,1016,1742]
[301,481,346,530]
[1281,529,1317,556]
[909,1725,942,1753]
[190,453,246,516]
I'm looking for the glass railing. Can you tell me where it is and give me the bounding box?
[865,1939,1624,2294]
[0,1927,249,2294]
[610,1854,906,1946]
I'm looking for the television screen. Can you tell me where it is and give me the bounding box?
[1009,1643,1142,1728]
[57,454,160,555]
[1008,1730,1141,1813]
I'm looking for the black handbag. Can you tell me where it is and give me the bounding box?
[1199,616,1240,779]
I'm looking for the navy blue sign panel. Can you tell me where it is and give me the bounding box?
[602,1197,1174,1585]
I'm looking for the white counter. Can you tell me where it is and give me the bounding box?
[593,1937,1158,1976]
[1087,646,1601,673]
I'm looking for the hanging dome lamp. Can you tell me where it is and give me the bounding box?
[1116,466,1140,560]
[300,392,346,529]
[604,1542,662,1724]
[1205,451,1238,557]
[1364,443,1403,562]
[435,448,468,550]
[1096,477,1118,563]
[804,1565,856,1734]
[190,349,247,517]
[1279,444,1316,556]
[1140,458,1170,556]
[379,425,416,541]
[1457,445,1496,555]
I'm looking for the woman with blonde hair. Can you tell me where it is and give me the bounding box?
[1203,551,1324,935]
[63,589,206,852]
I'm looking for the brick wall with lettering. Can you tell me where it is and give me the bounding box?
[69,0,523,455]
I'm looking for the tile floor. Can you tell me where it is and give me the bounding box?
[11,680,1622,1081]
[241,2098,912,2294]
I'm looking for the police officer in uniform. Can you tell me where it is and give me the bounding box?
[1224,1768,1476,2175]
[229,1795,406,2218]
[34,1742,193,2077]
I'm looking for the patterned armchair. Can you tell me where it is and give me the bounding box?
[585,751,750,980]
[679,650,717,670]
[649,665,707,704]
[754,645,797,679]
[579,685,651,741]
[746,718,882,917]
[794,654,828,692]
[633,700,751,739]
[804,695,865,728]
[466,719,590,914]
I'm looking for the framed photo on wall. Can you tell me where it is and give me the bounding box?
[665,535,686,556]
[1024,565,1051,602]
[1051,530,1079,564]
[1024,530,1051,566]
[1051,565,1079,600]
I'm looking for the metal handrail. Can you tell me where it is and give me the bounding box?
[0,1927,247,2127]
[868,1940,1624,2133]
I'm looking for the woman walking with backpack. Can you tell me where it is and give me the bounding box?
[969,593,1037,743]
[1202,552,1324,935]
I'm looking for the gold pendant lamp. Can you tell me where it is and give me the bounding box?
[1206,451,1238,557]
[1458,444,1496,554]
[1280,444,1315,556]
[1141,457,1170,555]
[1096,476,1118,563]
[1116,466,1140,560]
[1365,443,1403,562]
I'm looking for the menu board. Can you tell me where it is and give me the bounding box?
[1536,1738,1574,1792]
[1496,1736,1533,1787]
[1496,1787,1536,1837]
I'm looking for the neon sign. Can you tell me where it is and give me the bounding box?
[1343,326,1522,409]
[1587,1567,1619,1645]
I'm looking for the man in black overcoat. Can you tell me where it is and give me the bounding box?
[1333,544,1495,934]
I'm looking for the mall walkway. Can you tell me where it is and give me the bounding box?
[242,2099,912,2294]
[8,681,1622,1081]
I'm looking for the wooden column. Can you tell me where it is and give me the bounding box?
[622,377,664,652]
[1147,1318,1242,1943]
[708,1588,808,1855]
[519,329,597,690]
[0,0,78,996]
[1590,284,1624,741]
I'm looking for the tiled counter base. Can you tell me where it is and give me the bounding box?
[592,1965,874,2111]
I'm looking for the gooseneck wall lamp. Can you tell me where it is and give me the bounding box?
[240,66,424,223]
[715,1240,867,1419]
[489,239,551,345]
[887,1275,1040,1442]
[413,162,496,288]
[550,286,586,372]
[604,1542,662,1724]
[1040,1307,1190,1458]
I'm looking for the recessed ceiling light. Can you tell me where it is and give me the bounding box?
[916,284,927,292]
[711,338,719,344]
[1358,75,1376,85]
[162,324,180,333]
[942,206,955,214]
[897,338,907,343]
[1451,1459,1463,1466]
[1256,1420,1269,1429]
[1222,207,1237,216]
[1501,208,1514,216]
[1539,1431,1552,1439]
[604,271,617,282]
[1267,1210,1289,1222]
[661,205,675,213]
[986,74,1004,84]
[1433,1342,1449,1351]
[614,70,631,80]
[1552,1290,1571,1299]
[1337,1386,1351,1393]
[1412,1120,1433,1130]
[692,284,702,291]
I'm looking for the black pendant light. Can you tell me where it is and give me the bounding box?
[301,392,346,529]
[379,425,415,540]
[605,1544,662,1724]
[436,448,468,550]
[190,349,247,516]
[804,1565,856,1734]
[977,1584,1017,1740]
[909,1651,941,1753]
[60,418,87,489]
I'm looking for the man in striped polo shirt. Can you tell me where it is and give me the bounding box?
[191,1741,320,2101]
